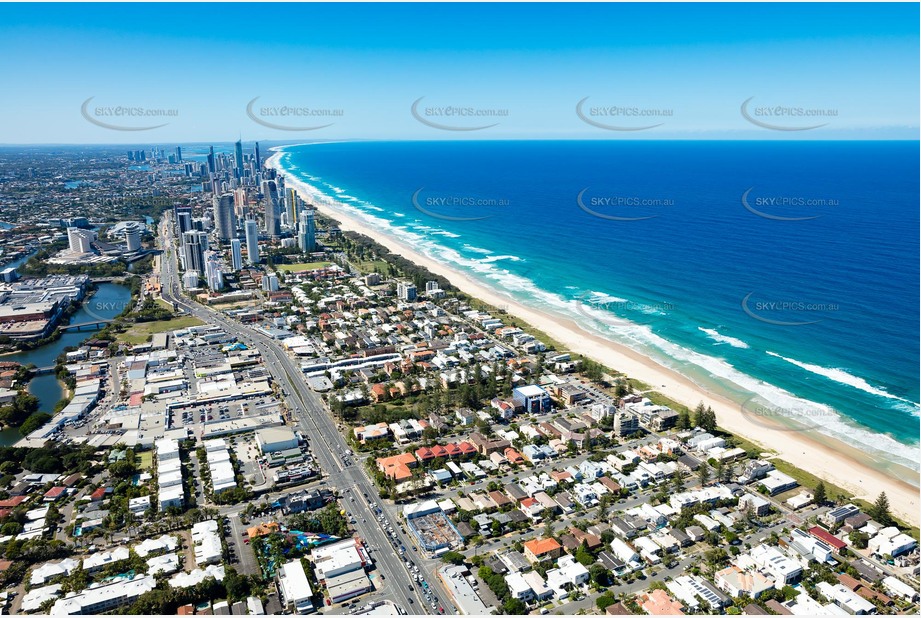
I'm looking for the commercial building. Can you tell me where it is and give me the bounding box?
[67,227,96,254]
[277,559,315,614]
[298,209,316,253]
[213,193,237,242]
[262,274,279,292]
[513,385,552,414]
[181,230,207,274]
[244,219,261,264]
[263,180,281,237]
[438,565,490,615]
[230,238,243,271]
[396,281,417,302]
[256,426,299,454]
[311,539,371,604]
[123,223,142,252]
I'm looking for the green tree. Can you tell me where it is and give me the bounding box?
[869,492,893,526]
[677,408,691,431]
[19,412,52,436]
[693,402,706,427]
[596,593,617,611]
[813,481,827,506]
[698,460,710,487]
[502,598,527,615]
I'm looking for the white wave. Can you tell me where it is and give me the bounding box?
[585,290,629,304]
[270,150,920,470]
[430,230,461,238]
[393,213,406,218]
[699,327,751,349]
[477,255,522,264]
[463,244,493,255]
[767,352,920,414]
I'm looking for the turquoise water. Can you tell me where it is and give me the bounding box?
[276,140,920,473]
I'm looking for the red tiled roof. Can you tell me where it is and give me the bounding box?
[457,442,477,455]
[431,445,448,458]
[0,496,26,508]
[523,537,562,556]
[44,486,66,498]
[808,526,846,550]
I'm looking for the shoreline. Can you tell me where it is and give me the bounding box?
[266,150,920,527]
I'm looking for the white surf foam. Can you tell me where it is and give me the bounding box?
[699,327,751,349]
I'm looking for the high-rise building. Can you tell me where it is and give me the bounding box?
[207,146,215,173]
[175,146,182,162]
[262,180,280,237]
[234,140,244,178]
[67,227,96,254]
[181,231,206,274]
[261,273,279,292]
[244,219,260,264]
[204,251,224,291]
[286,188,298,226]
[175,207,193,235]
[182,270,200,289]
[230,239,243,271]
[212,193,236,242]
[253,142,261,171]
[397,281,417,302]
[298,209,316,253]
[124,224,142,252]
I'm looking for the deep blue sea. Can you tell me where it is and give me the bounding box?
[276,141,920,471]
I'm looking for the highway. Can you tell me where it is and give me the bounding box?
[157,215,443,613]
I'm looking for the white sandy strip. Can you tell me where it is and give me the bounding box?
[267,152,920,526]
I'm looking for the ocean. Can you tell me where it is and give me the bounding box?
[275,140,920,473]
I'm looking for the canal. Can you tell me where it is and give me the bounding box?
[0,282,131,446]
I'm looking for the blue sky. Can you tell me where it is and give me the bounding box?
[0,3,917,143]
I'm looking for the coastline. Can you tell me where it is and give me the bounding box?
[267,150,920,527]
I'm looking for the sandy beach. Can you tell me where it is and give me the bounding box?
[267,151,920,526]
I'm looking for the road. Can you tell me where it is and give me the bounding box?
[157,215,439,613]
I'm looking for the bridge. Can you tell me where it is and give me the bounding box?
[34,365,56,375]
[59,319,113,331]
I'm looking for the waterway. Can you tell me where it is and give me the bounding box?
[0,282,131,446]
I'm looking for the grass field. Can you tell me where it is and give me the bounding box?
[116,315,204,345]
[275,261,334,273]
[348,258,389,275]
[138,451,153,470]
